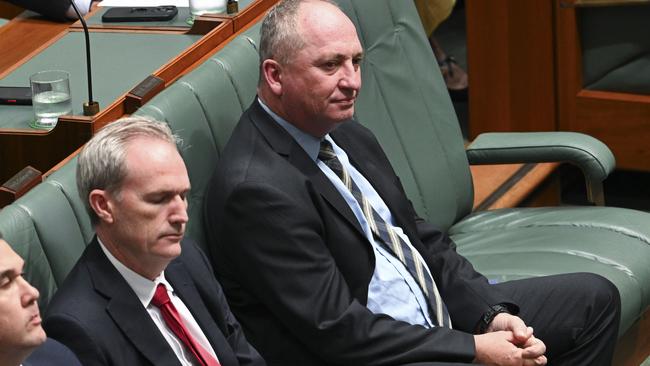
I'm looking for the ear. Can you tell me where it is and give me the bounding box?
[261,59,283,96]
[89,189,115,224]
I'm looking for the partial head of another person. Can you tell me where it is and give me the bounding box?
[76,116,191,280]
[0,232,46,366]
[258,0,364,137]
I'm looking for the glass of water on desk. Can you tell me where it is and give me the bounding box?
[29,70,72,129]
[187,0,226,24]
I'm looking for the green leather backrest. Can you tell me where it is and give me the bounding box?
[135,24,262,252]
[580,4,650,94]
[338,0,474,229]
[0,157,90,309]
[0,205,57,310]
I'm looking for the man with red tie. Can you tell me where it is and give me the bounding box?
[44,116,265,366]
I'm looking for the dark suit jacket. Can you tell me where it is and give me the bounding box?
[24,338,82,366]
[43,237,265,366]
[5,0,74,21]
[205,100,518,366]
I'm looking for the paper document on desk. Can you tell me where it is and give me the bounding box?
[99,0,189,6]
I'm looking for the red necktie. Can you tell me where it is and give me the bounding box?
[151,283,221,366]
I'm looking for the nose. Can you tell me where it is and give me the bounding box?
[169,194,189,225]
[19,276,40,307]
[338,60,361,92]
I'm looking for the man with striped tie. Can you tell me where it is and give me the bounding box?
[205,1,621,365]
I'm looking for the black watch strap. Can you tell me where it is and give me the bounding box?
[478,304,510,333]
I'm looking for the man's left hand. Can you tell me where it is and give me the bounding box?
[486,313,547,364]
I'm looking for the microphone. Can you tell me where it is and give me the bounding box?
[68,0,100,116]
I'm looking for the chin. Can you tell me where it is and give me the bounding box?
[161,241,183,258]
[26,327,47,347]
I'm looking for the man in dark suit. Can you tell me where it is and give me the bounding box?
[0,235,81,366]
[44,116,265,366]
[4,0,93,21]
[205,1,621,365]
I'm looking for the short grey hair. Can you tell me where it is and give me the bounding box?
[76,116,179,225]
[259,0,338,67]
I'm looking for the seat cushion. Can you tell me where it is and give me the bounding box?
[450,206,650,333]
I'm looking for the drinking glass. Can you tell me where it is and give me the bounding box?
[29,70,72,129]
[187,0,226,24]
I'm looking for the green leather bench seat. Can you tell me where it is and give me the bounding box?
[0,0,648,350]
[580,4,650,94]
[451,207,650,332]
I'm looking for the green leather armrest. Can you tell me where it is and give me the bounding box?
[466,132,616,205]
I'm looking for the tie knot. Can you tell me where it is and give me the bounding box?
[318,140,337,163]
[151,283,171,308]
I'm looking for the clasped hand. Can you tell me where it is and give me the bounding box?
[473,313,547,366]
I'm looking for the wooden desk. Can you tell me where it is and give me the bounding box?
[0,12,71,77]
[0,0,276,184]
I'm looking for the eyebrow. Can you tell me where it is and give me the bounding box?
[0,259,24,279]
[0,268,16,282]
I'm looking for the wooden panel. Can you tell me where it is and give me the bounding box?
[574,91,650,171]
[555,1,650,171]
[466,0,556,139]
[613,308,650,366]
[471,163,560,210]
[0,121,93,183]
[554,2,582,137]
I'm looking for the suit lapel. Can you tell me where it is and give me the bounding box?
[86,239,180,366]
[165,260,239,366]
[248,100,365,237]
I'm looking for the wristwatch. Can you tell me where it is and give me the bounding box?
[478,304,511,333]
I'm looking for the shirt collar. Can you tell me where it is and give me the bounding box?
[98,237,172,308]
[258,97,322,161]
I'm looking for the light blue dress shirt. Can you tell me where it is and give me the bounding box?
[259,99,434,328]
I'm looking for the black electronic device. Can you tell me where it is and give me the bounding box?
[102,6,179,22]
[0,86,32,105]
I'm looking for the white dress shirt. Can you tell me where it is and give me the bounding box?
[99,239,219,366]
[65,0,93,19]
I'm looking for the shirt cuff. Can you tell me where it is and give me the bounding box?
[65,0,93,19]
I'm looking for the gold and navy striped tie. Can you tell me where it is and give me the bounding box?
[319,140,451,328]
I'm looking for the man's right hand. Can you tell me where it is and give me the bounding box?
[473,331,547,366]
